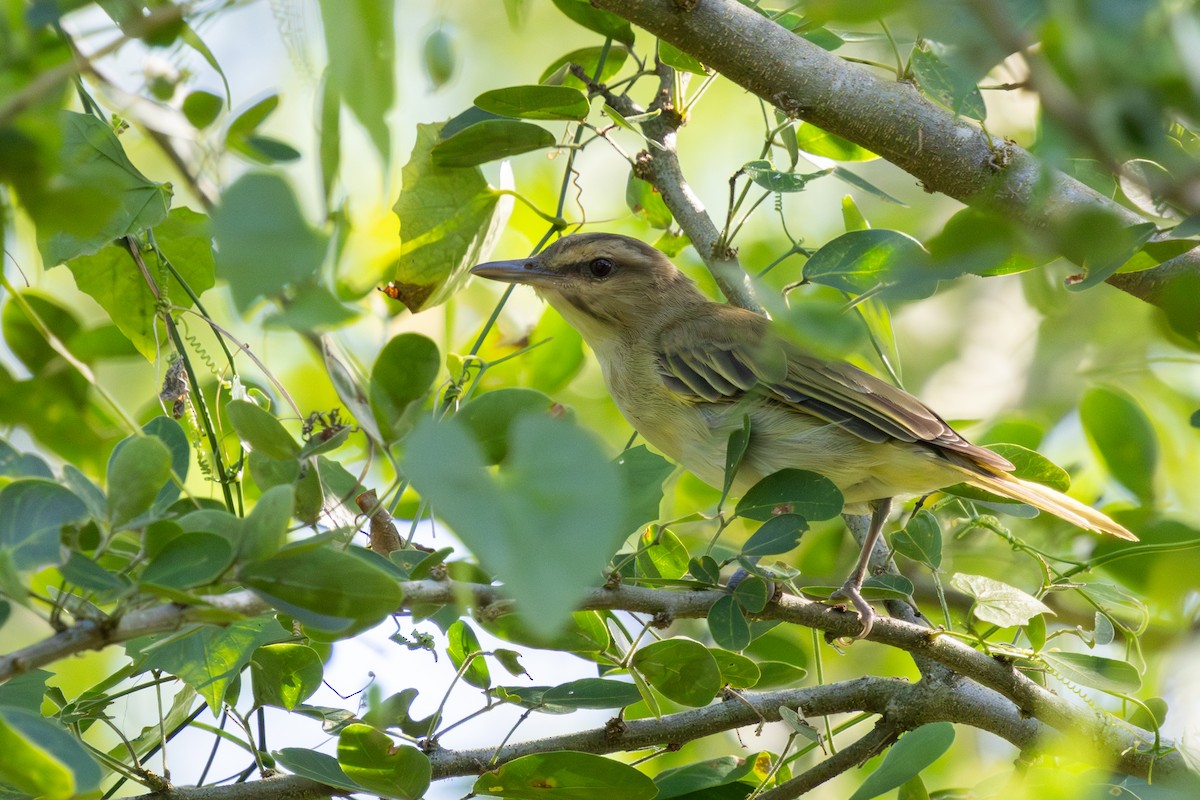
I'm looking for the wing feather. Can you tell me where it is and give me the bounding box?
[654,306,1013,472]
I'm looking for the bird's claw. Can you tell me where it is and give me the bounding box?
[830,581,875,640]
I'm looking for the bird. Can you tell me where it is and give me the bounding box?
[470,232,1137,637]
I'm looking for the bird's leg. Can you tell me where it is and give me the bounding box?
[832,498,892,639]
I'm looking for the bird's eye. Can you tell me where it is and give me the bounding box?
[587,258,615,279]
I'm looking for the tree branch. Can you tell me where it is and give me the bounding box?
[131,678,1035,799]
[573,61,764,313]
[127,774,346,800]
[4,581,1177,785]
[756,721,900,800]
[592,0,1200,322]
[425,676,1040,777]
[0,592,270,682]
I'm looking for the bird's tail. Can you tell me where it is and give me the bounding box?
[963,471,1137,541]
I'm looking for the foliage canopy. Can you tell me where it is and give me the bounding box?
[1,1,1199,799]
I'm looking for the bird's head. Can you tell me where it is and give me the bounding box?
[470,233,705,344]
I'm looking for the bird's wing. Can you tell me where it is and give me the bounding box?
[655,306,1013,471]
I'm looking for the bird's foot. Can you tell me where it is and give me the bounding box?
[830,580,875,640]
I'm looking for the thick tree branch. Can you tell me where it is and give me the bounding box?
[592,0,1200,323]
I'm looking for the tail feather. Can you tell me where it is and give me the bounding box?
[964,471,1137,541]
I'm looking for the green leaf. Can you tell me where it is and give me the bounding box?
[631,638,722,706]
[182,90,222,128]
[1026,613,1047,652]
[251,643,324,710]
[742,514,808,557]
[654,755,757,799]
[779,706,822,743]
[422,28,456,89]
[448,620,492,689]
[338,724,430,800]
[457,388,557,464]
[362,688,438,737]
[64,207,215,361]
[317,0,394,162]
[0,480,87,571]
[274,748,360,794]
[540,678,642,710]
[481,610,609,653]
[742,160,827,193]
[926,208,1038,278]
[1041,651,1142,694]
[129,616,287,714]
[636,527,689,580]
[848,722,955,800]
[517,307,586,393]
[0,442,53,479]
[0,670,50,711]
[659,40,707,73]
[708,595,751,652]
[1080,387,1157,503]
[226,400,300,460]
[801,27,845,50]
[2,293,81,374]
[239,545,404,634]
[689,555,722,585]
[240,485,295,561]
[318,68,341,204]
[752,661,809,689]
[232,134,301,164]
[432,119,556,168]
[626,174,674,228]
[796,122,878,161]
[475,85,591,120]
[107,435,172,527]
[617,446,672,534]
[722,415,752,504]
[369,333,440,441]
[892,510,942,569]
[831,166,907,205]
[37,112,172,266]
[392,122,505,312]
[143,415,190,511]
[1059,212,1157,291]
[709,649,760,689]
[212,172,329,313]
[140,532,234,590]
[735,469,843,522]
[803,229,933,297]
[474,751,656,799]
[226,94,279,139]
[909,45,986,120]
[404,416,624,636]
[0,708,102,799]
[550,0,635,44]
[264,282,357,332]
[540,46,629,89]
[733,575,771,613]
[950,573,1052,628]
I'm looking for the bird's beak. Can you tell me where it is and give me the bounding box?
[470,257,561,288]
